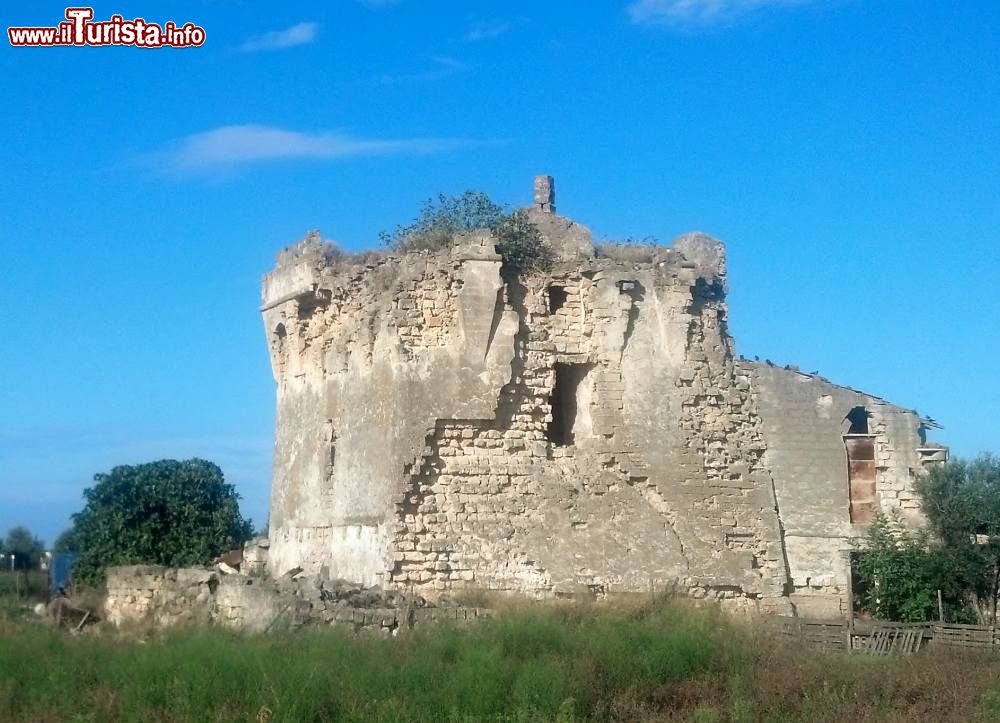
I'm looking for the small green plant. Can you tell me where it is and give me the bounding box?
[494,209,555,277]
[554,697,577,723]
[691,706,721,723]
[981,689,1000,721]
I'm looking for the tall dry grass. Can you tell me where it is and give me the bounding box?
[1,597,999,722]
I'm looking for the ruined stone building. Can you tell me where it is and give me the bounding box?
[260,176,947,618]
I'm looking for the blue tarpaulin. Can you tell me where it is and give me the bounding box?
[49,553,78,597]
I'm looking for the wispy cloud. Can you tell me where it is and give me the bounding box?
[143,125,471,177]
[239,21,318,52]
[377,55,467,84]
[627,0,814,27]
[464,19,513,42]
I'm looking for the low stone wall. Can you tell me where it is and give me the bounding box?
[104,565,217,627]
[214,576,306,633]
[104,565,492,634]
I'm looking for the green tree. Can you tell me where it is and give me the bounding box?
[917,454,1000,622]
[381,190,554,275]
[853,455,1000,623]
[3,525,45,570]
[52,527,79,553]
[68,459,253,584]
[854,515,972,622]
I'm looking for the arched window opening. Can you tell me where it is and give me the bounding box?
[843,406,875,523]
[844,406,870,435]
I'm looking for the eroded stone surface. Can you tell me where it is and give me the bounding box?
[104,564,488,633]
[259,178,944,616]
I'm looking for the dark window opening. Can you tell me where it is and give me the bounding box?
[548,285,567,314]
[273,323,287,355]
[547,363,590,446]
[297,290,331,321]
[845,406,870,435]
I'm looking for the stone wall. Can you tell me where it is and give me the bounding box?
[104,565,217,627]
[747,363,932,617]
[214,575,296,632]
[104,565,491,634]
[262,233,518,584]
[386,242,788,608]
[260,177,945,617]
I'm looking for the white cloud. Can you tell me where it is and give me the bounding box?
[145,125,470,176]
[464,19,512,42]
[627,0,814,27]
[239,22,318,52]
[377,55,467,84]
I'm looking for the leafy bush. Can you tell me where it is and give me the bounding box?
[918,454,1000,622]
[494,208,555,276]
[854,514,977,622]
[381,190,554,275]
[852,455,1000,624]
[66,459,253,585]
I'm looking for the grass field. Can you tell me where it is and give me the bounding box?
[0,571,46,621]
[2,597,1000,722]
[0,571,46,597]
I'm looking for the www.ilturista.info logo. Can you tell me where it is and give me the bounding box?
[8,7,206,48]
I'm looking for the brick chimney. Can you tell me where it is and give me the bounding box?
[533,175,555,214]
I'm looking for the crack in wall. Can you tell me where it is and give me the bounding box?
[628,476,691,569]
[483,286,506,362]
[618,280,645,359]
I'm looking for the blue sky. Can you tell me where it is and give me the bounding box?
[1,0,998,545]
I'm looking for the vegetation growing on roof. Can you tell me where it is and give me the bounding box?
[380,190,554,275]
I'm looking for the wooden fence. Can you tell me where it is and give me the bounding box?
[767,617,1000,656]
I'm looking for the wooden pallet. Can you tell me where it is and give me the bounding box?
[930,623,994,651]
[766,617,849,651]
[864,624,925,655]
[800,621,849,651]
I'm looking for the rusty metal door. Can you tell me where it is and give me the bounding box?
[846,437,876,523]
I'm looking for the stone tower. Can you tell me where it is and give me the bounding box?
[260,177,940,616]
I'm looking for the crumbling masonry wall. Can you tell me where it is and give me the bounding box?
[104,566,217,627]
[748,364,931,618]
[104,565,490,634]
[262,235,518,585]
[388,251,788,605]
[261,178,942,615]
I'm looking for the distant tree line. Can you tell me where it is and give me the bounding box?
[0,526,45,570]
[855,454,1000,624]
